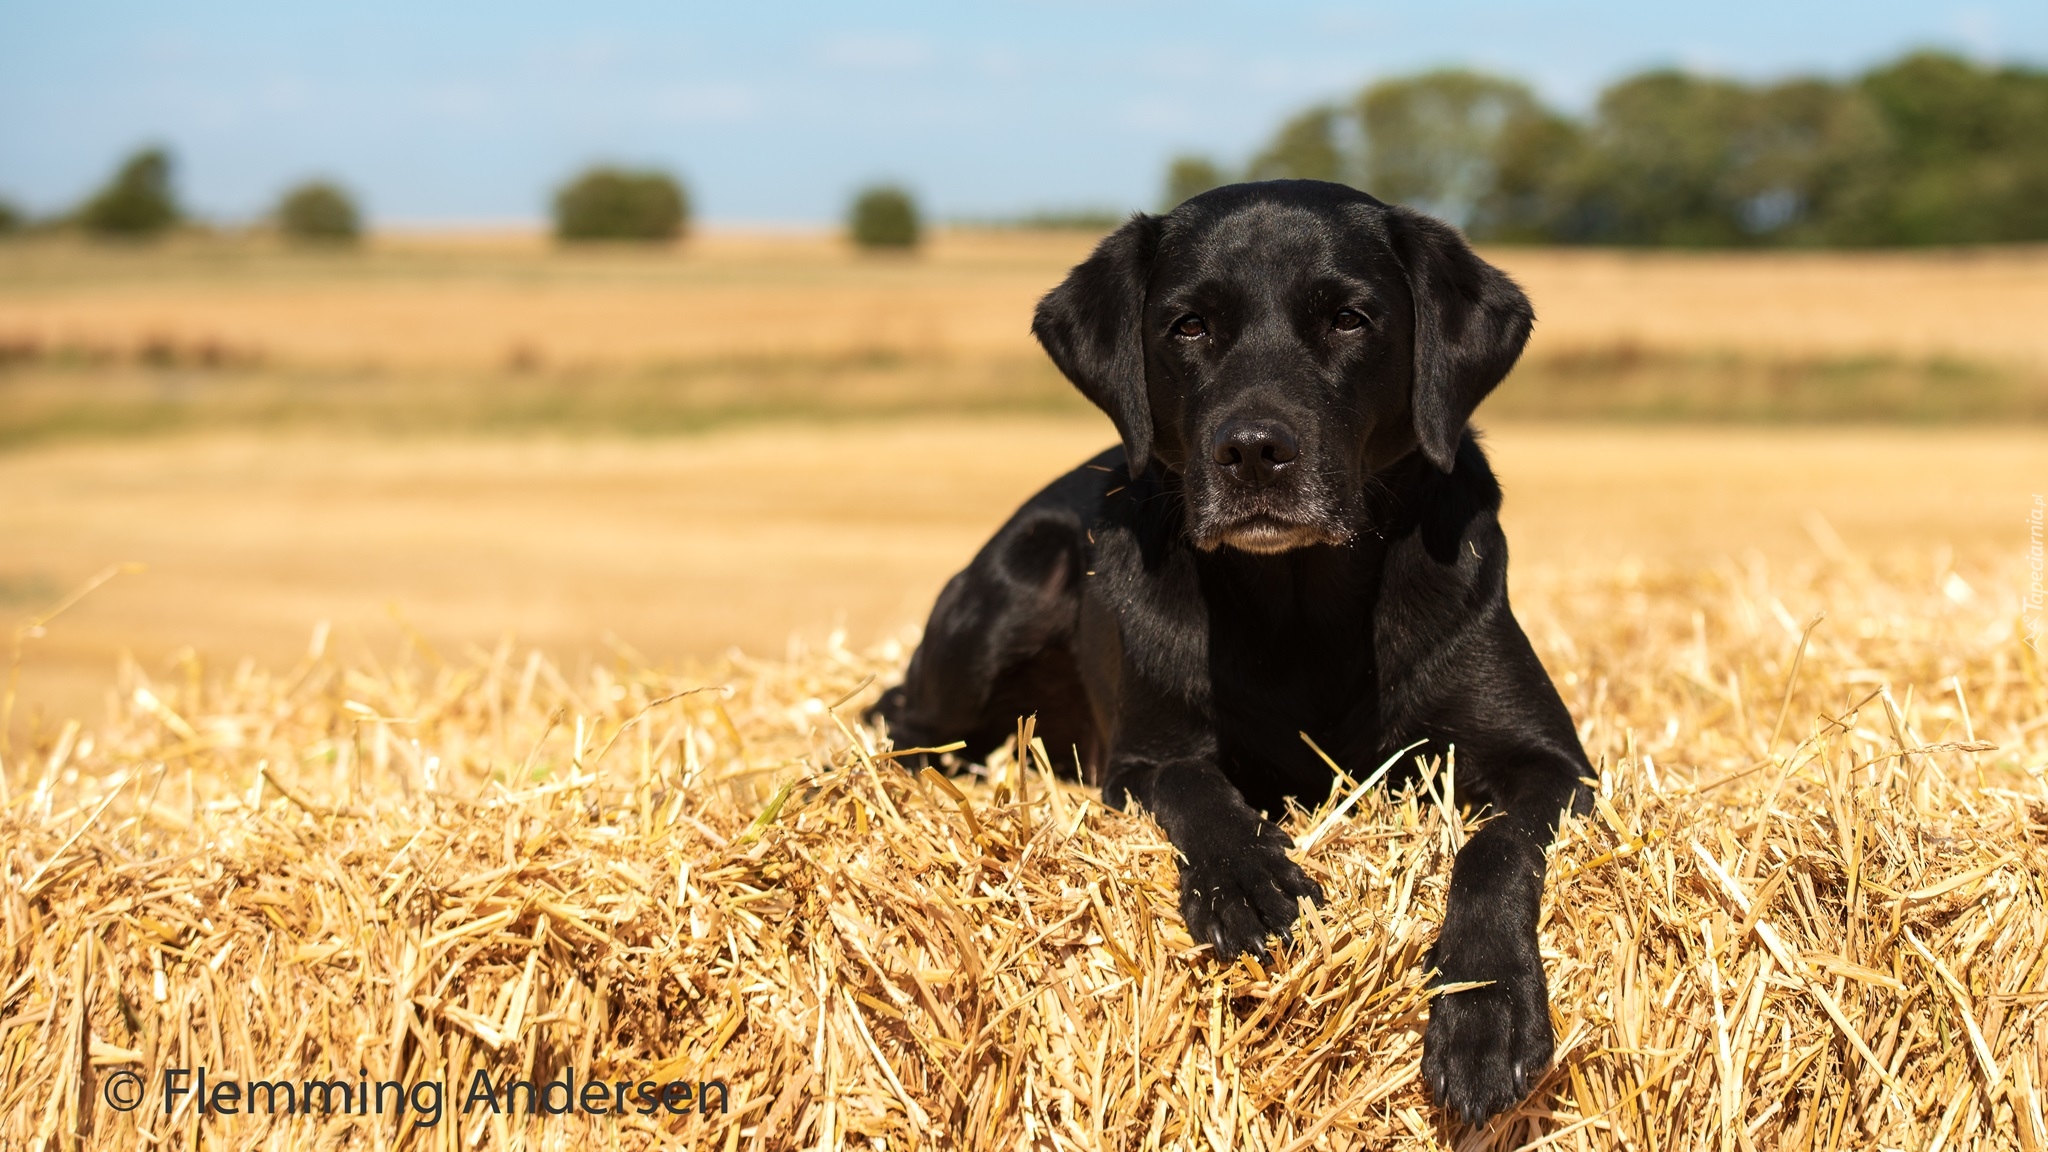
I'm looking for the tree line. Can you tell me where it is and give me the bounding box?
[1167,49,2048,246]
[0,154,926,250]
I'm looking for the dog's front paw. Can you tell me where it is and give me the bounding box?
[1177,822,1323,962]
[1422,950,1553,1126]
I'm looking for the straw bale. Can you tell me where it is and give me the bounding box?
[2,553,2044,1150]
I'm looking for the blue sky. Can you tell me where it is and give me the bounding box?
[3,2,2044,225]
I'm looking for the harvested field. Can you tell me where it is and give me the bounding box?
[4,235,2047,444]
[4,233,2045,370]
[2,545,2044,1149]
[1494,246,2048,367]
[4,420,2038,730]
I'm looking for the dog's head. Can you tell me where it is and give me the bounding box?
[1033,180,1531,554]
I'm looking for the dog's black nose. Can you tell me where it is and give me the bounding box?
[1211,420,1299,487]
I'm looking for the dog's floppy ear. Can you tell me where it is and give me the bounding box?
[1032,214,1162,472]
[1387,206,1533,472]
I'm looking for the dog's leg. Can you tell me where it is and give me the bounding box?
[1398,623,1593,1127]
[1374,464,1595,1127]
[870,507,1085,761]
[1420,775,1581,1126]
[1105,740,1324,963]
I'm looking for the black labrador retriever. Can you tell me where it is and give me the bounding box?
[871,179,1593,1126]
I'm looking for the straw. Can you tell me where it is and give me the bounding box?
[2,551,2044,1149]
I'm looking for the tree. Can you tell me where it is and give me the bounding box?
[1201,50,2048,247]
[1858,52,2048,243]
[1161,155,1228,211]
[0,197,21,235]
[276,181,362,243]
[1477,104,1584,241]
[849,185,921,249]
[1356,70,1549,230]
[1728,78,1890,245]
[1246,107,1346,183]
[79,147,179,237]
[1550,71,1899,246]
[553,167,689,242]
[1357,70,1545,229]
[1555,71,1760,245]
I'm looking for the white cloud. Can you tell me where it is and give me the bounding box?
[816,34,931,71]
[422,81,497,123]
[975,48,1030,80]
[1950,6,2001,60]
[560,34,631,72]
[256,74,312,112]
[652,83,759,124]
[1134,44,1224,83]
[1119,95,1191,133]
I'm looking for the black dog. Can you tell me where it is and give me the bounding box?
[871,180,1592,1125]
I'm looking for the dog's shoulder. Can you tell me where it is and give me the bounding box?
[1060,449,1208,691]
[1372,430,1513,643]
[1010,445,1133,520]
[1394,430,1506,567]
[1018,446,1181,559]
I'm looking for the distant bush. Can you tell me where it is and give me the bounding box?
[1010,208,1125,231]
[849,186,921,249]
[1161,155,1227,211]
[553,167,689,242]
[79,147,180,237]
[276,181,362,243]
[0,197,21,235]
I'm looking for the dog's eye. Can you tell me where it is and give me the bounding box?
[1332,309,1368,332]
[1174,315,1208,339]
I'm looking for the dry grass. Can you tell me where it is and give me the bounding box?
[5,421,2038,733]
[5,233,2047,370]
[1492,246,2048,367]
[4,235,2048,445]
[3,545,2044,1150]
[0,231,1094,371]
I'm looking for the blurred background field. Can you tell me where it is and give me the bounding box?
[4,231,2048,442]
[4,8,2048,757]
[3,227,2045,729]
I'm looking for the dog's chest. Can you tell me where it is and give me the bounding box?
[1201,547,1383,749]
